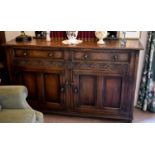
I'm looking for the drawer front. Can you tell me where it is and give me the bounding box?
[14,49,64,60]
[73,51,130,62]
[13,58,66,69]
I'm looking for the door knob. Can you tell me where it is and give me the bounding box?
[65,81,70,87]
[60,87,65,93]
[73,87,78,94]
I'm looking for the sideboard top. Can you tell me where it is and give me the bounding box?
[3,39,143,50]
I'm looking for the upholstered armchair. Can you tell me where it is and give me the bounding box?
[0,86,44,123]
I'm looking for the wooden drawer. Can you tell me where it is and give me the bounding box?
[73,51,130,62]
[14,49,65,60]
[13,58,66,69]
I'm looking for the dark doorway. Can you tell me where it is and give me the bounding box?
[0,31,8,84]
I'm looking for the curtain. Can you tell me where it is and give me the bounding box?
[137,31,155,112]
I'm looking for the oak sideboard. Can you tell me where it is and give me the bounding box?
[4,39,143,122]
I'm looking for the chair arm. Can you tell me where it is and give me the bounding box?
[0,86,31,109]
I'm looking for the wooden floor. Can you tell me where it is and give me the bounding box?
[44,108,155,123]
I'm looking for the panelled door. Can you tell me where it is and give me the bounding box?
[72,69,130,116]
[13,68,67,111]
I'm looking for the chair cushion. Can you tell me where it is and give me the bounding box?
[0,109,36,123]
[0,86,29,109]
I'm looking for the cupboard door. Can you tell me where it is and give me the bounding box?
[14,69,67,110]
[43,70,67,110]
[72,70,129,116]
[72,72,98,108]
[72,70,101,113]
[103,77,122,108]
[14,71,38,102]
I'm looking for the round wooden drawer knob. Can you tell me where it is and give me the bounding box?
[84,54,89,59]
[48,52,53,57]
[112,55,118,61]
[23,52,28,56]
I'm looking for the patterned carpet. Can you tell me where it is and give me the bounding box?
[44,108,155,123]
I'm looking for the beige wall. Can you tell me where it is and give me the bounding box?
[134,31,148,105]
[5,31,35,41]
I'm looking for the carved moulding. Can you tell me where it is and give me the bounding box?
[14,58,66,68]
[73,62,128,74]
